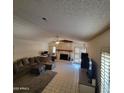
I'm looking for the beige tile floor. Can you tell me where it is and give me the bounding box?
[42,61,80,93]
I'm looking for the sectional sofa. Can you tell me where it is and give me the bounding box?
[13,56,56,93]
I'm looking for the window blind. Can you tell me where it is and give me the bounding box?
[100,52,110,93]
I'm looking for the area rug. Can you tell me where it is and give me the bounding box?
[13,71,57,93]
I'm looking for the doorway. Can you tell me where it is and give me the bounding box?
[74,47,86,64]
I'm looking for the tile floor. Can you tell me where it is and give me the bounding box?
[42,61,80,93]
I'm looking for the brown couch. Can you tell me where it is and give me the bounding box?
[13,56,56,79]
[13,56,56,93]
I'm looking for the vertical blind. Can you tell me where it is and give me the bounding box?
[101,52,110,93]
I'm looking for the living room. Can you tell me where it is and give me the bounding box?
[2,0,124,93]
[13,0,110,93]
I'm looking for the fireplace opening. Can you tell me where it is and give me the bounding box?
[60,54,69,60]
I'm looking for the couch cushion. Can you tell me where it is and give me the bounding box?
[34,57,41,64]
[17,59,24,68]
[28,57,35,65]
[13,63,19,74]
[22,58,30,65]
[14,58,31,79]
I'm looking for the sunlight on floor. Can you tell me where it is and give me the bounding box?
[72,63,80,70]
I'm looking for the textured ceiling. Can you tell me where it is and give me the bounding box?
[14,0,110,41]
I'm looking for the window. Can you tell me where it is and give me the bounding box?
[101,52,110,93]
[52,46,56,53]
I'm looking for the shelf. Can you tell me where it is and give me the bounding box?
[57,49,73,52]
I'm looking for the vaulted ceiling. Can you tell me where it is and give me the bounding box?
[14,0,110,41]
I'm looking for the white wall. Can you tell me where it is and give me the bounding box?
[13,38,48,60]
[86,29,110,71]
[13,16,55,61]
[87,30,110,64]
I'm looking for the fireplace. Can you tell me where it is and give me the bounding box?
[60,54,69,60]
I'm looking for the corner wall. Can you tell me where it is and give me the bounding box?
[87,30,110,64]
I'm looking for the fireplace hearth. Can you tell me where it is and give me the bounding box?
[60,54,69,60]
